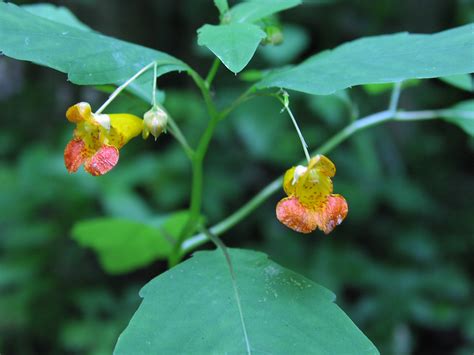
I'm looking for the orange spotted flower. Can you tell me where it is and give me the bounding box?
[276,155,348,234]
[64,102,143,176]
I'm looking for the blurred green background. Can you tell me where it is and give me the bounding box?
[1,0,473,354]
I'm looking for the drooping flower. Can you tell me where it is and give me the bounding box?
[64,102,143,176]
[276,155,348,234]
[142,105,168,140]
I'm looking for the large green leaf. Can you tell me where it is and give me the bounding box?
[72,212,191,274]
[198,23,266,73]
[198,0,301,73]
[228,0,301,23]
[257,24,474,95]
[442,100,474,136]
[22,3,92,31]
[114,248,379,354]
[0,3,188,85]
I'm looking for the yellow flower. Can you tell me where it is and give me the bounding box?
[64,102,143,176]
[276,155,348,234]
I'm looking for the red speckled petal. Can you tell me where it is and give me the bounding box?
[64,138,87,173]
[316,194,348,234]
[84,145,119,176]
[276,196,319,234]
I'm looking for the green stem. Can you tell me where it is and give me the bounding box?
[168,69,221,266]
[280,98,311,163]
[167,116,194,159]
[219,86,257,120]
[389,81,403,113]
[180,106,459,254]
[205,58,221,89]
[152,62,158,107]
[168,74,260,266]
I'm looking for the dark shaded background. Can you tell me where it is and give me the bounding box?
[1,0,473,354]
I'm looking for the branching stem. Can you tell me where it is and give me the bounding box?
[168,72,262,266]
[180,94,466,254]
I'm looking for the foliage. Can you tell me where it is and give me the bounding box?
[0,1,473,354]
[257,24,474,94]
[115,249,378,354]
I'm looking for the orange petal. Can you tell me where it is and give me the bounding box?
[316,194,348,234]
[276,196,319,234]
[64,138,87,173]
[84,145,119,176]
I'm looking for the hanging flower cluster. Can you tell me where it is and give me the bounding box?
[276,155,348,234]
[64,102,143,176]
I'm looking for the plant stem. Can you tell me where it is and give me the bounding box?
[219,86,257,120]
[181,179,281,253]
[205,58,221,89]
[273,92,311,163]
[152,62,158,107]
[180,107,459,254]
[95,61,155,114]
[282,103,311,163]
[388,81,403,113]
[168,69,221,266]
[167,116,194,159]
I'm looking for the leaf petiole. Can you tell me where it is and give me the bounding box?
[95,61,156,114]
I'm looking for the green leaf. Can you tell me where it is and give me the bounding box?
[439,74,473,92]
[442,100,474,136]
[229,0,302,23]
[72,212,191,274]
[21,3,166,105]
[199,0,301,73]
[114,248,379,354]
[22,3,92,31]
[0,3,188,85]
[197,23,266,73]
[214,0,229,15]
[362,79,420,95]
[257,24,474,95]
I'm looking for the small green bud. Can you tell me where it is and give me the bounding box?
[262,25,284,46]
[142,106,168,140]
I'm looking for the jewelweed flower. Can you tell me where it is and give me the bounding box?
[64,102,143,176]
[276,155,348,234]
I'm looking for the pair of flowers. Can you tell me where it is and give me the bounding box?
[64,102,347,234]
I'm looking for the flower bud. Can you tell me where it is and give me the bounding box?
[262,25,284,46]
[142,106,168,140]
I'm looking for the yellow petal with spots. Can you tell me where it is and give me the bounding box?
[293,155,335,208]
[108,114,144,148]
[309,154,335,177]
[283,166,297,196]
[295,166,333,208]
